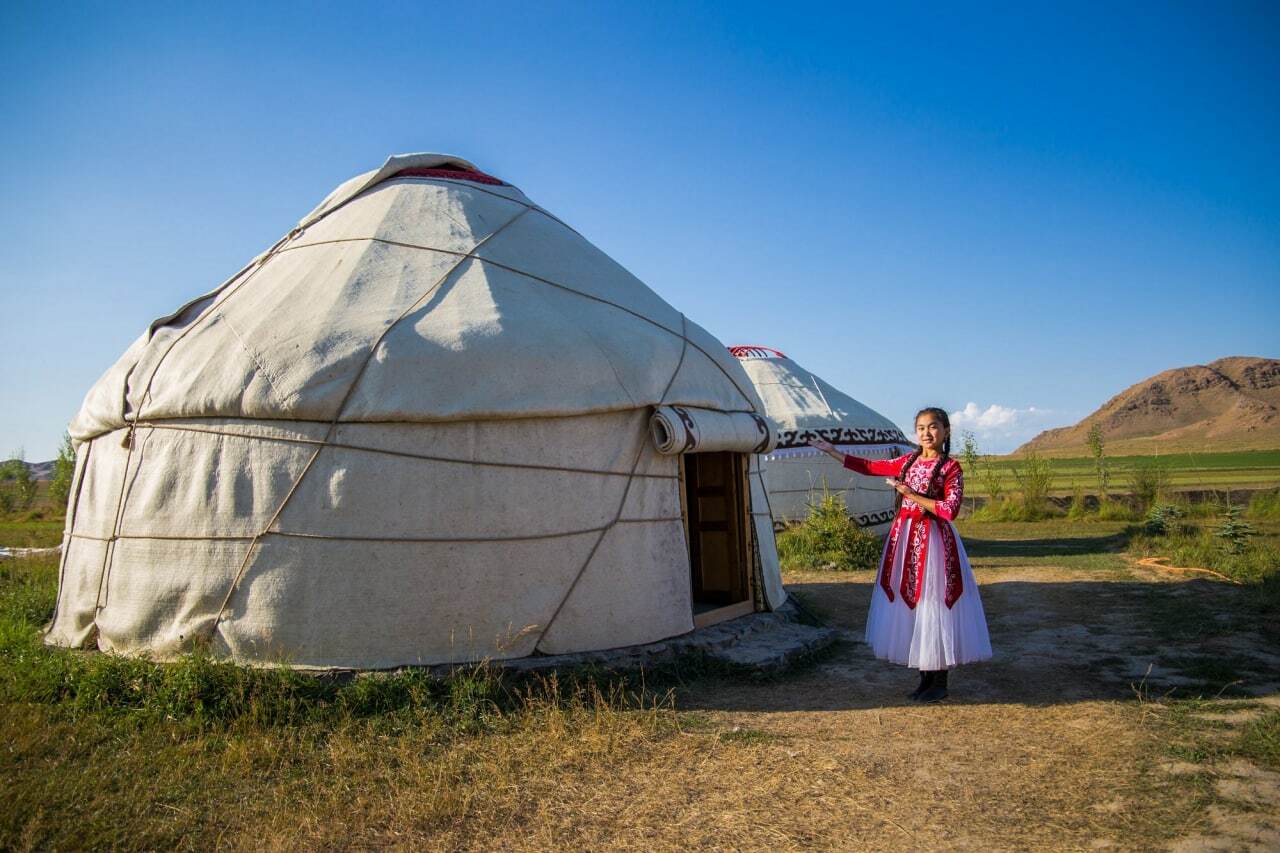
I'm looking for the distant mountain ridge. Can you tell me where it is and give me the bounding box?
[1017,356,1280,455]
[19,461,55,481]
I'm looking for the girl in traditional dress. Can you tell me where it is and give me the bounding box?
[809,407,991,702]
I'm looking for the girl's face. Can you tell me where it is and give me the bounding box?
[915,415,949,452]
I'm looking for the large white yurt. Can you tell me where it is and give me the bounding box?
[730,346,913,533]
[46,153,786,669]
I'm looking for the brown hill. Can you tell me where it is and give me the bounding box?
[1017,356,1280,456]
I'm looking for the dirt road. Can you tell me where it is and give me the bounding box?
[658,560,1280,851]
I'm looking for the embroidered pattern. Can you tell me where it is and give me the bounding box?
[777,426,910,450]
[902,517,929,607]
[878,516,904,601]
[856,508,896,527]
[939,520,964,608]
[749,413,773,453]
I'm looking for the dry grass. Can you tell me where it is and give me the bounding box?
[1,692,1194,851]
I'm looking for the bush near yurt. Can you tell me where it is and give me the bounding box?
[777,493,881,572]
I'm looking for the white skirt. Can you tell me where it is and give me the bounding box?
[864,518,992,670]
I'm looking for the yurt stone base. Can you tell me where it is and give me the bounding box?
[462,599,837,677]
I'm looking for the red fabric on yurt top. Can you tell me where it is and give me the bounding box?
[728,345,787,359]
[390,166,506,186]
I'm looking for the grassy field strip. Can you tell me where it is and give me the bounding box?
[965,449,1280,496]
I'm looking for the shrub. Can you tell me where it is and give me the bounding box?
[968,497,1060,523]
[1067,485,1088,520]
[1011,450,1053,515]
[0,452,37,514]
[777,493,882,571]
[1127,458,1171,511]
[1096,499,1140,522]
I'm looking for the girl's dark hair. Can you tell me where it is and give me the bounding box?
[897,406,952,499]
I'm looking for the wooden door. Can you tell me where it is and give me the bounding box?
[683,452,753,626]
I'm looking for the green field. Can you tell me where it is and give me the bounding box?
[971,449,1280,497]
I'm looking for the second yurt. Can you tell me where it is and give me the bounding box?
[730,346,913,533]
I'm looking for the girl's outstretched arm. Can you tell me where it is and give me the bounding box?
[807,439,906,476]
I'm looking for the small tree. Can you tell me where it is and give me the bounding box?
[979,446,1004,505]
[1011,450,1053,516]
[49,432,77,508]
[0,450,37,513]
[1144,504,1180,536]
[1086,423,1109,500]
[959,430,980,514]
[1215,505,1255,556]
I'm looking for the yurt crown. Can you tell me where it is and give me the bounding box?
[728,345,787,360]
[389,163,507,186]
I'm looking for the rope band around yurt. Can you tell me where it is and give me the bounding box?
[531,314,691,652]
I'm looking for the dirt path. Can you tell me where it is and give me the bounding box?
[658,563,1280,851]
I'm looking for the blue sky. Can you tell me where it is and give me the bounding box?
[2,1,1277,458]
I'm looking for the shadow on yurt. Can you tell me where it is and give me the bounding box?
[47,154,787,670]
[729,345,915,535]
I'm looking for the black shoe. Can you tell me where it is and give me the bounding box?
[917,670,949,703]
[908,670,934,701]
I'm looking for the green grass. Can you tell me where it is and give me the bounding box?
[1127,519,1280,586]
[966,497,1062,522]
[1248,488,1280,520]
[1150,699,1280,773]
[0,519,64,548]
[954,518,1137,577]
[1236,711,1280,771]
[0,555,579,729]
[966,449,1280,497]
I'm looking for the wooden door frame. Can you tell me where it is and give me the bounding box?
[679,452,756,629]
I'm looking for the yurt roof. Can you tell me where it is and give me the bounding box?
[729,345,909,447]
[71,154,763,441]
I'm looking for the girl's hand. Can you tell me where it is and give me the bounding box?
[808,438,838,456]
[888,479,912,497]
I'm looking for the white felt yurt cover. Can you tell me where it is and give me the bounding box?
[730,346,913,533]
[47,153,785,669]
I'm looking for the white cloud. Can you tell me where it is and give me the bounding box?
[945,402,1070,455]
